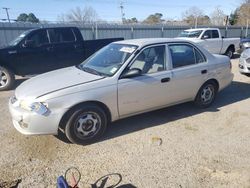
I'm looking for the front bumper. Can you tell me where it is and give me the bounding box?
[239,59,250,74]
[8,98,65,135]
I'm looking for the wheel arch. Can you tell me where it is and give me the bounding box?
[58,100,112,131]
[195,78,219,99]
[226,44,235,52]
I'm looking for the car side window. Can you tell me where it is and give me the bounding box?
[27,30,49,47]
[129,45,166,74]
[202,30,212,39]
[49,28,76,43]
[169,44,205,68]
[212,30,219,38]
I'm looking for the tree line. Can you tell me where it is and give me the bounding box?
[15,0,250,26]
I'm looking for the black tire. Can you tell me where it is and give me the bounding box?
[65,104,108,145]
[225,46,234,59]
[194,81,217,108]
[0,66,15,91]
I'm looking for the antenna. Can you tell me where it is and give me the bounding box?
[119,2,125,23]
[2,7,10,23]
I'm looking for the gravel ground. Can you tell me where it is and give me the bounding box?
[0,58,250,188]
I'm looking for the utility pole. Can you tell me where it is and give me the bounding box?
[2,7,10,23]
[246,19,249,37]
[119,2,125,23]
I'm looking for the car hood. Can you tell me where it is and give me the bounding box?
[241,38,250,43]
[15,66,104,100]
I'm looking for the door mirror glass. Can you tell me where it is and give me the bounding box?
[23,40,35,48]
[202,35,209,39]
[121,68,142,79]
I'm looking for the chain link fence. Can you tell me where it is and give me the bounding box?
[0,22,248,46]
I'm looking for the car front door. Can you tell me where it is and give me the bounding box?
[18,29,56,75]
[168,43,208,102]
[201,30,221,54]
[118,45,173,117]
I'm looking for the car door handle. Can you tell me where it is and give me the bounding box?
[161,77,171,83]
[201,70,207,74]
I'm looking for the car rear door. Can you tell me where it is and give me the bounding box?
[48,28,84,70]
[168,43,208,101]
[118,44,173,117]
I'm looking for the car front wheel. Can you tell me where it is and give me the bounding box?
[65,104,108,145]
[195,82,217,108]
[0,66,15,91]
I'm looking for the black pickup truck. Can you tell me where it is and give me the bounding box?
[0,27,123,91]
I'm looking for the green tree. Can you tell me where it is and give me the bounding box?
[27,13,39,23]
[16,13,39,23]
[143,13,164,24]
[229,9,239,25]
[124,17,138,24]
[17,13,28,22]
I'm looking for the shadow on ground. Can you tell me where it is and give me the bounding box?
[99,80,250,142]
[49,80,250,144]
[90,173,137,188]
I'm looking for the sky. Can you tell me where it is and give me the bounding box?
[0,0,242,22]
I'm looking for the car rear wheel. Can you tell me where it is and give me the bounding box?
[195,82,217,108]
[225,47,234,59]
[0,66,15,91]
[65,104,108,145]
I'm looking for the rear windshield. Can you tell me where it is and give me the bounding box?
[178,30,203,38]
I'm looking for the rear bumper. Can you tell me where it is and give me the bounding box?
[219,73,234,91]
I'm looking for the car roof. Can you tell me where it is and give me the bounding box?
[114,38,191,47]
[185,28,219,32]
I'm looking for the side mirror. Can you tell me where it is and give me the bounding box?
[202,35,209,40]
[23,40,35,48]
[120,68,142,79]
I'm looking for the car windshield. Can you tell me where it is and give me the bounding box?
[178,30,203,38]
[9,30,31,46]
[78,43,137,77]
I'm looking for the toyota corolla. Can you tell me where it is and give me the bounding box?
[9,38,233,144]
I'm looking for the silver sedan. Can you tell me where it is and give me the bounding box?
[9,38,233,144]
[239,48,250,76]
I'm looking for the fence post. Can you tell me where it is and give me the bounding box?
[161,26,164,38]
[95,22,98,39]
[241,27,243,38]
[246,19,249,37]
[92,26,95,40]
[131,26,134,39]
[225,26,228,38]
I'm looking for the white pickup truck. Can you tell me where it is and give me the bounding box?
[177,28,240,58]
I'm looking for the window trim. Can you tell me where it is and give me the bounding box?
[26,29,50,47]
[48,28,77,44]
[211,30,219,39]
[125,44,168,76]
[167,42,207,70]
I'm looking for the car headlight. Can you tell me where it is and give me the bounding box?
[246,58,250,64]
[243,42,250,48]
[19,100,48,115]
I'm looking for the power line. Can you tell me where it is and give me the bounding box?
[2,7,10,23]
